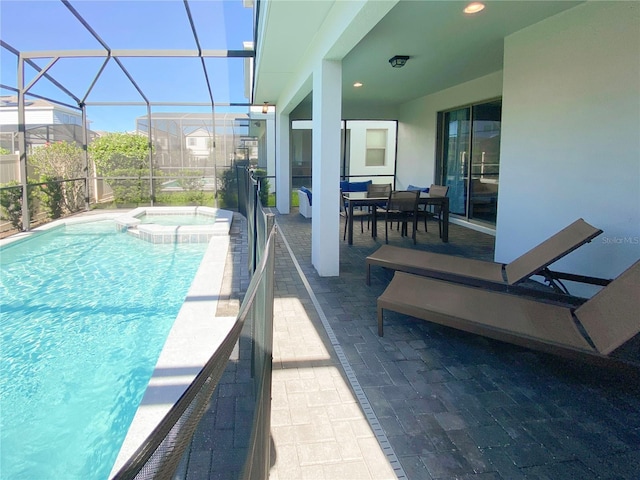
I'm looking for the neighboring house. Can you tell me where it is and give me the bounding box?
[0,95,89,183]
[0,95,83,128]
[185,127,213,161]
[252,1,640,287]
[135,112,262,172]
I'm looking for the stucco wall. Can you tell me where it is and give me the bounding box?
[496,1,640,295]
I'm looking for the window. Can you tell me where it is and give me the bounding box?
[187,137,197,147]
[365,129,386,167]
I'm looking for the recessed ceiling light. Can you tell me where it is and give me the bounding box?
[464,2,485,14]
[353,82,363,88]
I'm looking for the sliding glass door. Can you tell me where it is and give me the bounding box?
[441,108,471,217]
[439,99,501,226]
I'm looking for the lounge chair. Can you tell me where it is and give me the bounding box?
[377,260,640,367]
[366,218,607,304]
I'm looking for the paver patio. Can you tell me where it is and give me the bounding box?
[182,208,640,480]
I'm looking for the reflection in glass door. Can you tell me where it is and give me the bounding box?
[439,100,501,226]
[441,108,471,216]
[469,101,501,224]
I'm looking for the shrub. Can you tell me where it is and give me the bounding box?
[155,191,214,206]
[107,168,152,206]
[39,176,64,219]
[219,168,238,209]
[174,170,206,205]
[253,169,270,206]
[29,141,85,214]
[0,181,36,230]
[89,133,153,205]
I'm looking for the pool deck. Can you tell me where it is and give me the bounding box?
[179,208,640,480]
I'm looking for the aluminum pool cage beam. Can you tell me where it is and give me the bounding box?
[4,0,255,230]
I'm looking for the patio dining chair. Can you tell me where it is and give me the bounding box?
[340,190,370,241]
[422,184,449,237]
[382,190,420,244]
[367,182,392,230]
[407,184,429,232]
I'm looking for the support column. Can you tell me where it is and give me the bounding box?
[266,114,276,198]
[80,103,90,211]
[275,111,291,214]
[146,104,154,205]
[17,55,30,231]
[312,59,341,276]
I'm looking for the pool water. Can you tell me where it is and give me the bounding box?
[0,221,209,479]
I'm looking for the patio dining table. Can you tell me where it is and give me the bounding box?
[343,191,449,245]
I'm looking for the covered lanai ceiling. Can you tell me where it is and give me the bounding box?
[253,0,584,111]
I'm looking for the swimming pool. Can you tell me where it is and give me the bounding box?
[0,211,232,479]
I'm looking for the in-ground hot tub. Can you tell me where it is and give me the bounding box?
[115,206,233,243]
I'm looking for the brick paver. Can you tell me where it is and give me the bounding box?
[270,209,640,480]
[182,209,640,480]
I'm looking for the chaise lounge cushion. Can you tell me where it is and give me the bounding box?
[366,219,603,293]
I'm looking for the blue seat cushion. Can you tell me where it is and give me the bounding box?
[347,180,372,192]
[407,184,429,193]
[300,186,312,205]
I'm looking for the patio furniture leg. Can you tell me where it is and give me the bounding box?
[385,218,389,244]
[441,198,449,242]
[372,209,378,238]
[348,202,355,245]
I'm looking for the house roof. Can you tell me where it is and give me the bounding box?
[1,95,54,110]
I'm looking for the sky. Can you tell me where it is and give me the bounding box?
[0,0,254,132]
